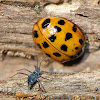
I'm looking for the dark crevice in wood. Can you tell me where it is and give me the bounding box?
[0,41,33,48]
[0,91,16,97]
[0,31,32,35]
[75,13,88,18]
[43,0,64,7]
[98,0,100,4]
[19,32,32,35]
[0,1,34,8]
[0,49,36,60]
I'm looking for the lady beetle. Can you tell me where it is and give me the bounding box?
[32,17,85,62]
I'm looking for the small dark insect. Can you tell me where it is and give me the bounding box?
[10,65,46,92]
[10,45,47,92]
[27,65,46,92]
[28,65,40,90]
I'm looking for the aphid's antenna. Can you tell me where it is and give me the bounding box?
[39,56,47,67]
[35,44,38,67]
[35,43,47,67]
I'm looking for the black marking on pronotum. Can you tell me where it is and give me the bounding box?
[72,24,77,32]
[54,26,61,32]
[58,20,65,25]
[65,33,72,41]
[37,43,41,49]
[61,44,67,51]
[42,18,50,28]
[33,30,38,38]
[79,39,83,45]
[53,52,61,57]
[42,41,49,48]
[49,35,56,42]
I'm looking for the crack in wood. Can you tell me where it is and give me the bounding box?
[0,1,34,8]
[0,41,33,47]
[0,49,35,60]
[75,13,88,18]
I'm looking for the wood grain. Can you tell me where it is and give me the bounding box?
[0,0,100,99]
[0,70,100,99]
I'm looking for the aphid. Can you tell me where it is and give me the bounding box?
[10,46,46,92]
[11,64,46,92]
[28,65,40,89]
[27,45,46,92]
[27,65,46,92]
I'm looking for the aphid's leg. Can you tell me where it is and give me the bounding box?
[37,79,46,93]
[34,65,36,69]
[38,81,41,89]
[39,71,51,81]
[39,70,47,74]
[40,76,50,81]
[17,68,32,73]
[10,72,29,78]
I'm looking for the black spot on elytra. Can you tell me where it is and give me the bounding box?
[33,30,38,38]
[54,26,61,32]
[75,47,78,50]
[53,52,61,57]
[58,20,65,25]
[70,56,75,59]
[46,54,50,57]
[79,39,83,45]
[70,49,82,60]
[73,24,77,32]
[65,33,72,41]
[49,35,56,42]
[61,44,67,51]
[42,18,50,28]
[37,43,41,49]
[42,41,49,48]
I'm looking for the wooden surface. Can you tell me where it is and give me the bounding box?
[0,69,100,99]
[0,0,100,99]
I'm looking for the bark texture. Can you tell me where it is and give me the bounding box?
[0,70,100,99]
